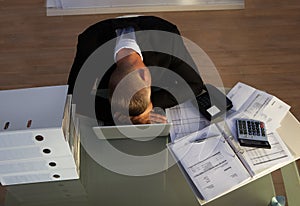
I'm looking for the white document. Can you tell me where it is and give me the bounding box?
[169,124,250,201]
[167,82,293,202]
[261,96,291,130]
[226,82,290,132]
[225,130,294,176]
[60,0,165,9]
[60,0,110,9]
[227,82,256,112]
[46,0,62,8]
[166,100,210,142]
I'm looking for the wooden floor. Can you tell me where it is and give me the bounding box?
[0,0,300,205]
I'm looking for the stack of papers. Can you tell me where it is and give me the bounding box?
[167,82,294,202]
[168,124,251,201]
[226,82,291,133]
[168,123,294,201]
[166,100,210,142]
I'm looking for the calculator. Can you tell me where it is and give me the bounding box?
[236,119,271,149]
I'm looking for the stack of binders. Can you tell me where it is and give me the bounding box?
[0,85,80,185]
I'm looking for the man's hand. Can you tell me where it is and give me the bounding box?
[149,112,168,124]
[113,112,132,125]
[131,110,167,124]
[113,109,167,125]
[149,107,167,124]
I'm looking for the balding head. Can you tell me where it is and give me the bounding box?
[108,50,152,117]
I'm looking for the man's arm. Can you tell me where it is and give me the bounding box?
[150,37,204,109]
[67,19,115,94]
[67,33,93,94]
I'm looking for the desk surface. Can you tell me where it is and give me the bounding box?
[0,112,299,206]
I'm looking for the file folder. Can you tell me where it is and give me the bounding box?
[0,85,80,185]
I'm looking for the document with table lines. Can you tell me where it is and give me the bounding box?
[168,120,293,201]
[226,82,290,132]
[228,130,294,175]
[168,124,251,201]
[166,100,210,142]
[167,82,294,202]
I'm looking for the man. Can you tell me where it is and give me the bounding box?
[68,16,204,125]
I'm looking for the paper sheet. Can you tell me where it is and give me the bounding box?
[46,0,62,8]
[169,124,250,201]
[166,100,210,142]
[239,131,294,174]
[226,82,290,132]
[227,82,256,111]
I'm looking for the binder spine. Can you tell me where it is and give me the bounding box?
[216,123,255,177]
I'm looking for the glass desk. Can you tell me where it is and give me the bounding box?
[1,112,299,206]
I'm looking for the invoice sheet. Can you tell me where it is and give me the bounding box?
[226,82,290,131]
[169,124,250,201]
[166,100,210,142]
[239,130,294,175]
[260,96,291,130]
[227,82,256,112]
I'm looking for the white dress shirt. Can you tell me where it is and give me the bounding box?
[114,26,143,62]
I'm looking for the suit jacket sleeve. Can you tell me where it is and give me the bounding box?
[149,26,204,109]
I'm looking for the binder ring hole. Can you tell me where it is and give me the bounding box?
[43,148,51,154]
[35,135,44,141]
[4,122,10,130]
[49,162,56,167]
[53,174,60,179]
[27,120,32,128]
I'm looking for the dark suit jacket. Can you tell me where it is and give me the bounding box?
[68,16,203,125]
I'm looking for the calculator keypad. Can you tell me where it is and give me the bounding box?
[237,119,266,140]
[236,119,270,149]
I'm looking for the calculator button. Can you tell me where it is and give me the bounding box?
[261,128,265,136]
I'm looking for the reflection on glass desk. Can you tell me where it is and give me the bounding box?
[2,144,198,206]
[1,111,300,206]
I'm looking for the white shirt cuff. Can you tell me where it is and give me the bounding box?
[114,38,143,62]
